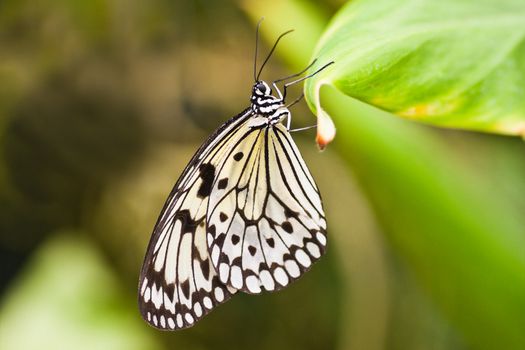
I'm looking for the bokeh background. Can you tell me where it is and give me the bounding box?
[0,1,524,350]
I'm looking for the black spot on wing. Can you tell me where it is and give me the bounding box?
[198,163,215,198]
[231,257,242,267]
[200,259,210,280]
[217,178,228,189]
[282,221,293,233]
[284,207,298,218]
[233,151,244,161]
[181,279,190,299]
[219,252,231,264]
[176,210,199,234]
[215,233,226,247]
[165,282,175,298]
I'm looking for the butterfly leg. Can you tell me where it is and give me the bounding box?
[286,93,304,109]
[289,125,317,133]
[282,93,314,133]
[272,82,284,100]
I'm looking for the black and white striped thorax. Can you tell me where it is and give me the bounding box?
[250,80,290,126]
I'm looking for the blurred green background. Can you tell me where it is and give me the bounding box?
[0,1,524,350]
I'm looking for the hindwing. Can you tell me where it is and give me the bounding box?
[206,122,327,294]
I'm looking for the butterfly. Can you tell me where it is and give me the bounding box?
[138,23,333,330]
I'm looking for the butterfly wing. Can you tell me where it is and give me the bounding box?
[206,122,327,294]
[138,109,253,330]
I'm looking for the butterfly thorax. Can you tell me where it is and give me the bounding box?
[250,80,290,127]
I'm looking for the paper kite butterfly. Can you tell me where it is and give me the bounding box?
[138,22,333,330]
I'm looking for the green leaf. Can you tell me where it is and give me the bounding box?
[323,89,525,350]
[304,0,525,137]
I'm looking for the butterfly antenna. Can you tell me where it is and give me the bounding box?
[284,61,335,88]
[254,18,264,82]
[256,29,294,81]
[274,59,318,84]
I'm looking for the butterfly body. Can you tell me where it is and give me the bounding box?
[139,27,332,330]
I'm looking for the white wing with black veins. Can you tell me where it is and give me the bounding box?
[206,122,327,294]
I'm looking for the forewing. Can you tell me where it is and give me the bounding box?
[138,109,252,330]
[206,123,327,294]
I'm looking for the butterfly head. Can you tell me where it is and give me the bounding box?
[250,80,285,118]
[252,81,272,97]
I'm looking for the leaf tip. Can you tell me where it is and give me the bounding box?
[316,109,336,150]
[308,78,336,150]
